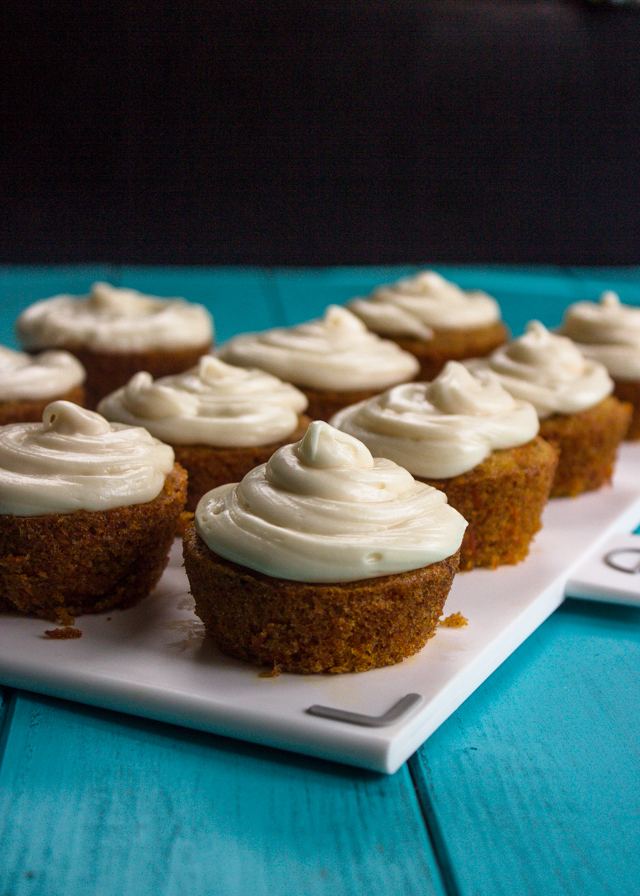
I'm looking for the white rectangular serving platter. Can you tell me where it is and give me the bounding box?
[2,444,640,775]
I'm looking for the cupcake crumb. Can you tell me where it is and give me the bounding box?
[44,626,83,639]
[440,612,468,628]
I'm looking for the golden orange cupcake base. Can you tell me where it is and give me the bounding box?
[395,320,509,381]
[0,384,85,426]
[0,463,187,619]
[183,525,460,674]
[539,395,631,497]
[419,436,559,572]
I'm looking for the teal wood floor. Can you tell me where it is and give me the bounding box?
[1,266,640,896]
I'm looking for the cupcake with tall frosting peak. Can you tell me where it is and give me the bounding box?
[558,291,640,439]
[0,344,85,425]
[466,321,631,497]
[0,400,187,619]
[331,361,557,570]
[218,305,419,421]
[99,355,311,511]
[16,281,214,409]
[347,269,509,380]
[183,420,466,673]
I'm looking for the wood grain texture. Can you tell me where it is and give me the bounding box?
[0,693,446,896]
[410,599,640,896]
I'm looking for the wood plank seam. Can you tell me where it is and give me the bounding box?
[408,759,465,896]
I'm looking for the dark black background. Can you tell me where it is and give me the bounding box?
[2,0,639,266]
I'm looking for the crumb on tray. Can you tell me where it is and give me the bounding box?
[439,611,468,628]
[44,626,83,639]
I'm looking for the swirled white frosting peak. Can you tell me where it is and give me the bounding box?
[0,401,175,516]
[98,356,308,447]
[465,321,613,419]
[16,282,214,352]
[330,361,539,478]
[0,345,85,401]
[195,420,467,582]
[347,269,501,337]
[558,291,640,380]
[218,305,419,391]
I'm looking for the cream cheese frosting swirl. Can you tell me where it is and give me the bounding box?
[98,356,308,447]
[347,269,501,337]
[558,291,640,380]
[330,361,539,479]
[195,421,467,582]
[0,345,85,401]
[0,401,175,516]
[16,282,214,352]
[465,321,613,418]
[218,305,419,391]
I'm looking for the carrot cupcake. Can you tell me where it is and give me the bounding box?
[331,361,558,571]
[183,421,467,673]
[466,321,631,497]
[218,305,419,421]
[0,400,187,619]
[98,355,311,512]
[0,344,85,425]
[558,291,640,439]
[16,281,214,409]
[347,269,508,380]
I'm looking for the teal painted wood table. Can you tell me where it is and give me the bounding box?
[1,265,640,896]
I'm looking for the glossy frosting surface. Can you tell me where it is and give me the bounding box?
[0,345,85,401]
[347,269,501,337]
[330,361,539,478]
[218,305,419,390]
[17,282,214,352]
[559,291,640,380]
[98,356,308,446]
[466,321,613,418]
[0,401,175,516]
[195,421,467,582]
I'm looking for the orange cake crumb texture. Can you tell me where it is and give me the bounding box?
[395,320,509,381]
[44,626,83,639]
[0,464,187,619]
[440,611,468,628]
[420,435,558,572]
[183,524,460,674]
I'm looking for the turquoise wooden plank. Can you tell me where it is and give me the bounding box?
[410,599,640,896]
[0,692,446,896]
[0,265,115,348]
[568,267,640,306]
[119,266,280,344]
